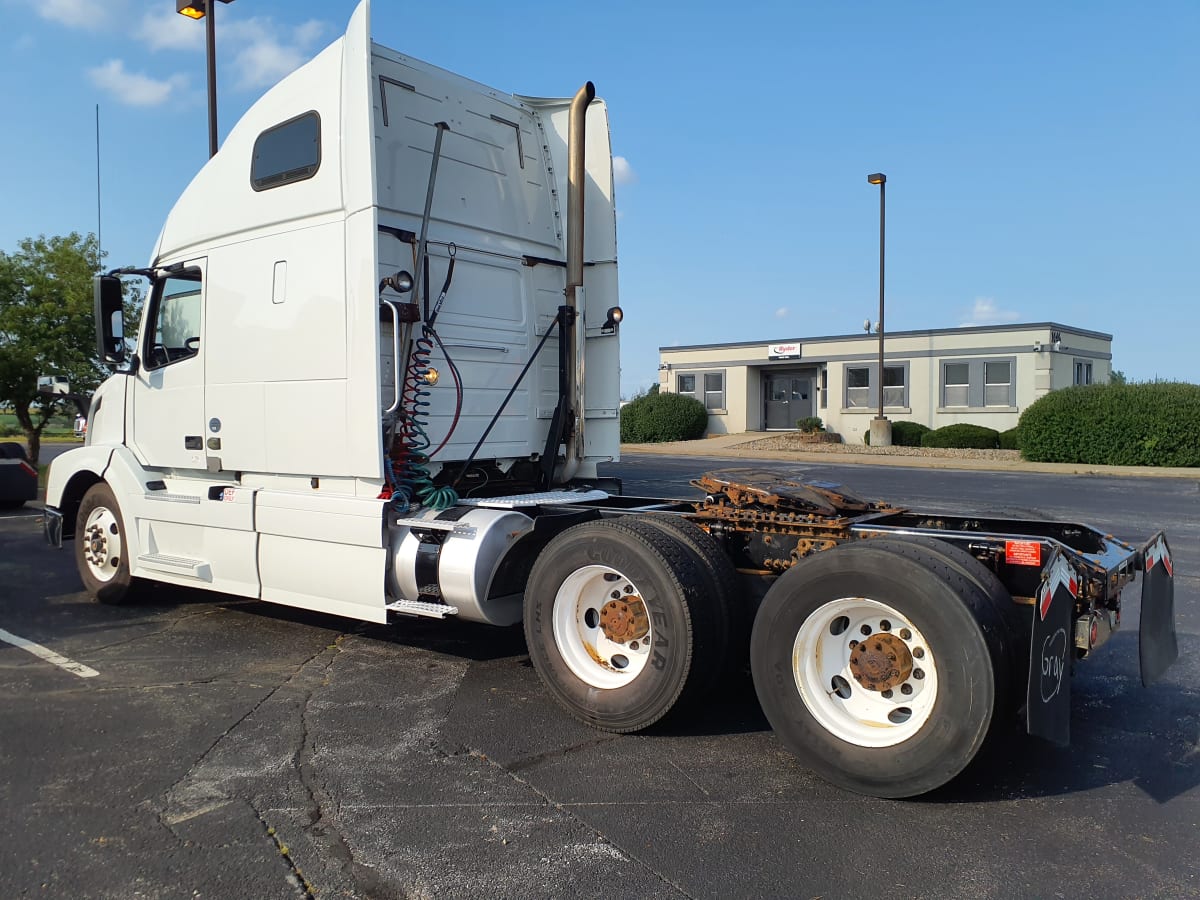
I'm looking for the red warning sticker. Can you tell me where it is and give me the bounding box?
[1006,540,1042,567]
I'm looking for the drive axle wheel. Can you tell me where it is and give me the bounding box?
[751,539,1011,798]
[525,518,721,733]
[75,482,143,604]
[553,565,654,688]
[793,597,938,747]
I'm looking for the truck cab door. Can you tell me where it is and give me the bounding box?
[129,262,207,471]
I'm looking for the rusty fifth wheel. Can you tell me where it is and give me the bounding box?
[523,518,722,733]
[750,539,1012,798]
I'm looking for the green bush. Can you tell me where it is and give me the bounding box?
[1018,382,1200,466]
[891,421,932,447]
[620,391,708,443]
[998,427,1021,450]
[921,423,1001,449]
[796,416,825,433]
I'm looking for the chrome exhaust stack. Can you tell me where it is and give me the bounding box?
[557,81,595,484]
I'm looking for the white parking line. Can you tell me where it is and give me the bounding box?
[0,628,99,678]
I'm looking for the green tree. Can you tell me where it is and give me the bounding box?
[1109,368,1127,385]
[0,233,139,465]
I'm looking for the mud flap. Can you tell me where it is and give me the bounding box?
[1026,550,1076,746]
[1139,533,1177,687]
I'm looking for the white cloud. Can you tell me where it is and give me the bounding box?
[225,17,329,89]
[774,307,789,319]
[28,0,115,28]
[132,10,330,90]
[612,156,636,186]
[960,297,1020,327]
[136,6,205,52]
[88,59,187,107]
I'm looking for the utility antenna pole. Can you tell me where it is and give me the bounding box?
[95,104,103,266]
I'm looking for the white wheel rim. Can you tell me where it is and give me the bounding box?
[792,597,939,748]
[552,565,653,690]
[82,505,123,583]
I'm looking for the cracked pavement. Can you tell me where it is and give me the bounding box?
[1,458,1198,898]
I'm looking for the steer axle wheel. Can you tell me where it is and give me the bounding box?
[524,518,724,733]
[751,539,1012,798]
[75,482,145,605]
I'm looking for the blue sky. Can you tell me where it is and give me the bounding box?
[1,0,1196,396]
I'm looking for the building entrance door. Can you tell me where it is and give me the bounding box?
[765,374,813,429]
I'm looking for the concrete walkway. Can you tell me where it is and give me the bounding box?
[620,433,1200,480]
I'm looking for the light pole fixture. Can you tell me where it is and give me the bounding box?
[867,172,891,446]
[177,0,234,159]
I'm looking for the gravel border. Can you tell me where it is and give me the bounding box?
[735,434,1022,461]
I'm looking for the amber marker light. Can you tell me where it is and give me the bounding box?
[176,1,205,18]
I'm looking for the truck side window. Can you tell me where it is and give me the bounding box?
[145,274,202,370]
[251,111,321,191]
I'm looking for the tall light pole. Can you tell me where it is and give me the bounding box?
[867,173,891,447]
[177,0,234,159]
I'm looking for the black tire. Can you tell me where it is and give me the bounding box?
[885,536,1026,722]
[524,517,721,733]
[75,482,143,604]
[0,441,27,461]
[637,514,748,679]
[750,539,1010,798]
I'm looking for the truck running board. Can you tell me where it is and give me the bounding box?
[386,599,459,619]
[137,552,210,578]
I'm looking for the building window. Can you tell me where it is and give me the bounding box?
[677,370,725,411]
[251,111,321,191]
[1074,361,1093,385]
[882,365,906,408]
[703,372,725,410]
[943,362,969,407]
[844,363,908,410]
[984,361,1011,407]
[940,357,1016,408]
[820,368,828,409]
[846,366,870,408]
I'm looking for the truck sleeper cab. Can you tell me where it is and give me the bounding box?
[43,1,1177,799]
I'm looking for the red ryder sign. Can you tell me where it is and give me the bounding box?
[768,343,802,359]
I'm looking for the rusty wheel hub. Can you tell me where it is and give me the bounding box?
[599,597,649,644]
[849,632,913,692]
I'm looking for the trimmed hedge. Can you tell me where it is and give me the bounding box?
[892,421,932,447]
[620,391,708,443]
[920,423,1001,449]
[998,427,1021,450]
[1018,382,1200,466]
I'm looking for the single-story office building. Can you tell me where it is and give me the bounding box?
[658,322,1112,442]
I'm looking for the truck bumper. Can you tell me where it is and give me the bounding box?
[44,507,64,548]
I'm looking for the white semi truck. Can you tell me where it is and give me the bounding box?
[45,1,1177,798]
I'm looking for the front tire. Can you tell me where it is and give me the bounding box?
[750,539,1011,798]
[524,518,721,733]
[75,483,143,604]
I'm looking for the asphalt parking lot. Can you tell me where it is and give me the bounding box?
[1,457,1198,899]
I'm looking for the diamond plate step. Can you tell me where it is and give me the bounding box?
[386,599,459,619]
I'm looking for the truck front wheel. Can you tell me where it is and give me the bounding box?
[524,518,721,733]
[75,483,143,604]
[750,539,1010,798]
